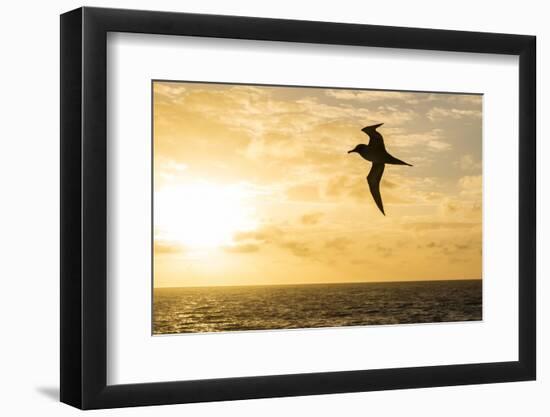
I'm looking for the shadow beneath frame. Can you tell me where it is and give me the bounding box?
[35,386,59,401]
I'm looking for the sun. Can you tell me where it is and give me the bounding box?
[154,181,258,250]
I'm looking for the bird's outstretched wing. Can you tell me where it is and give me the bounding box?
[361,123,385,150]
[367,163,385,215]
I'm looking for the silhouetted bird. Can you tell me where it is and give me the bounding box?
[348,123,412,215]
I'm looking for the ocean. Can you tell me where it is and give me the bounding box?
[153,279,482,335]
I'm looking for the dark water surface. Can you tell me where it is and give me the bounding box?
[153,280,482,335]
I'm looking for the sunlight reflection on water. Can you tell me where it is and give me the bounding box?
[153,280,482,335]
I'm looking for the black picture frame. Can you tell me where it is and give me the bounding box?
[60,6,536,410]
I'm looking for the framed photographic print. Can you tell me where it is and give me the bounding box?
[60,6,536,409]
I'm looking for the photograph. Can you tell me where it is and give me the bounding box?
[152,81,483,335]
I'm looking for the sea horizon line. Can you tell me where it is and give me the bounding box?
[154,277,482,290]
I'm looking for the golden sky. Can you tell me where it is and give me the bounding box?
[153,81,482,288]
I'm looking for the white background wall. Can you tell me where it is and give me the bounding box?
[0,0,546,415]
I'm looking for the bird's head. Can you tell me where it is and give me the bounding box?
[348,144,367,154]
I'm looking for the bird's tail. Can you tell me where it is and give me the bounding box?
[385,155,413,166]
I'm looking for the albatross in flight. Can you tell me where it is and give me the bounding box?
[348,123,412,215]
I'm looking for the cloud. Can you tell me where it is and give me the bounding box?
[431,175,482,219]
[433,94,482,106]
[154,82,187,102]
[458,175,482,198]
[416,238,479,258]
[231,224,323,259]
[324,175,349,197]
[280,240,313,258]
[325,90,482,110]
[154,157,188,184]
[325,89,419,103]
[403,222,479,231]
[440,197,481,219]
[156,84,409,173]
[155,81,453,190]
[154,241,184,254]
[455,154,481,171]
[286,184,321,201]
[386,129,452,152]
[233,226,282,244]
[427,140,452,151]
[376,247,393,258]
[300,212,324,225]
[427,107,481,121]
[459,175,482,189]
[223,243,260,253]
[324,237,352,252]
[292,97,417,127]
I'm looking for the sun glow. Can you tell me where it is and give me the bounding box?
[154,182,258,250]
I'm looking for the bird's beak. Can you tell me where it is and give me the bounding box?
[347,149,355,154]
